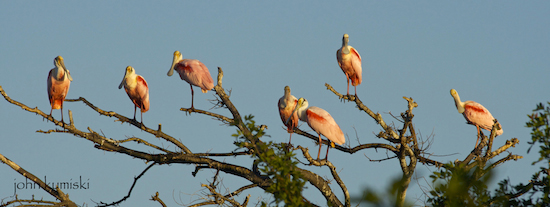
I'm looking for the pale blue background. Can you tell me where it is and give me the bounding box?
[1,1,549,206]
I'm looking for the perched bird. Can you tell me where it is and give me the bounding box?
[47,56,73,123]
[119,66,150,124]
[290,97,345,160]
[336,34,362,96]
[450,89,503,147]
[167,50,214,109]
[278,86,299,145]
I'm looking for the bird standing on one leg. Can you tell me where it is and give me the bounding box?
[47,56,73,124]
[167,51,214,109]
[278,86,299,145]
[290,98,345,160]
[450,89,503,148]
[336,34,362,96]
[119,66,150,124]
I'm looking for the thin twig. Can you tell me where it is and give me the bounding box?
[98,162,157,206]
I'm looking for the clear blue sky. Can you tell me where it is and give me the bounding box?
[1,1,549,206]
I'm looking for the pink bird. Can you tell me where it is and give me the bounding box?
[290,97,345,160]
[119,66,150,124]
[450,89,503,147]
[167,50,214,109]
[278,86,299,145]
[47,56,73,123]
[336,34,362,96]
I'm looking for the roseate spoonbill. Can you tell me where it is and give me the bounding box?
[450,89,503,147]
[290,97,345,160]
[278,86,299,145]
[119,66,150,124]
[336,34,362,96]
[47,56,73,123]
[167,50,214,109]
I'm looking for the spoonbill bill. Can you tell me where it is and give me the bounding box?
[119,66,150,124]
[278,86,299,145]
[336,34,362,96]
[167,50,214,109]
[290,97,345,160]
[450,89,503,147]
[47,56,73,123]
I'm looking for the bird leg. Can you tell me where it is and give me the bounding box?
[317,133,322,160]
[60,105,65,125]
[288,130,293,146]
[346,75,351,96]
[140,109,144,125]
[475,125,481,148]
[325,141,331,160]
[189,84,195,109]
[133,106,137,121]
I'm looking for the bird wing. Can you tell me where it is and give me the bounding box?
[135,75,150,112]
[198,61,214,92]
[180,60,214,92]
[351,47,361,62]
[306,107,345,145]
[47,69,53,105]
[350,47,362,85]
[336,49,343,68]
[463,101,494,131]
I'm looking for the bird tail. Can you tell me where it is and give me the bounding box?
[51,99,63,110]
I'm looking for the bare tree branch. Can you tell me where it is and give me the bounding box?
[150,192,167,207]
[98,162,157,206]
[180,107,233,124]
[296,146,350,206]
[0,152,77,207]
[65,97,191,154]
[325,83,399,141]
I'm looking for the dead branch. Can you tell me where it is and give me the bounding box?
[325,83,399,141]
[150,192,167,207]
[64,97,191,154]
[0,152,77,207]
[98,162,156,206]
[296,146,350,206]
[180,107,234,124]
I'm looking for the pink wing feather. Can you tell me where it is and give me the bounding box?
[177,59,214,93]
[463,101,503,136]
[306,107,345,145]
[135,75,150,112]
[350,48,362,86]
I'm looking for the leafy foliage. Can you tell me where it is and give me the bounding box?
[354,176,413,207]
[425,102,550,207]
[233,115,306,206]
[493,102,550,206]
[427,162,493,207]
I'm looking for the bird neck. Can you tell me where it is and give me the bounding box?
[342,45,350,55]
[125,74,138,88]
[53,67,66,80]
[296,103,309,122]
[452,94,465,114]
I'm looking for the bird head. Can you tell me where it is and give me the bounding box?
[168,50,183,77]
[119,66,135,89]
[54,56,73,81]
[342,34,350,54]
